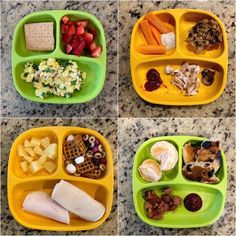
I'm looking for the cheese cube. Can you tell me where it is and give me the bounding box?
[43,143,57,160]
[43,161,56,173]
[20,161,28,173]
[29,161,43,174]
[34,146,44,156]
[30,137,41,146]
[40,137,50,149]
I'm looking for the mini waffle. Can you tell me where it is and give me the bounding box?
[84,165,102,179]
[75,157,95,175]
[74,135,87,154]
[63,140,84,160]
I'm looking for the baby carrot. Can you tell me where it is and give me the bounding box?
[137,44,167,54]
[139,19,157,45]
[150,25,162,45]
[146,12,171,34]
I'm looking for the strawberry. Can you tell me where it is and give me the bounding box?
[61,16,69,24]
[88,42,97,52]
[71,38,80,48]
[61,24,69,34]
[68,25,75,36]
[66,44,73,54]
[75,20,88,28]
[67,20,74,26]
[83,32,93,45]
[72,40,86,56]
[62,34,72,44]
[91,46,102,58]
[88,27,97,37]
[75,24,84,36]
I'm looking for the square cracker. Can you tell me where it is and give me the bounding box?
[24,22,54,51]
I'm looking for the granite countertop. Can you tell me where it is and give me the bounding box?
[119,0,235,117]
[0,118,117,235]
[1,1,117,117]
[118,117,235,235]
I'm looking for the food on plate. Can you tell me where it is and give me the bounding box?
[17,136,57,175]
[165,63,201,96]
[144,68,163,92]
[150,141,178,171]
[201,69,215,86]
[138,12,175,55]
[63,134,106,178]
[138,159,162,182]
[161,32,175,50]
[143,187,182,220]
[23,191,70,224]
[182,140,222,183]
[61,15,102,58]
[187,19,223,52]
[24,22,54,51]
[21,58,86,99]
[51,180,105,221]
[184,193,202,212]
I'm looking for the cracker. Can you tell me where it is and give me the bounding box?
[63,140,84,160]
[75,157,94,175]
[84,165,102,179]
[24,22,54,51]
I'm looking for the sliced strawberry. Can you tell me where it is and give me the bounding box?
[71,38,80,48]
[75,24,84,36]
[72,40,86,56]
[61,16,69,24]
[75,20,88,28]
[67,20,74,26]
[88,42,97,52]
[88,27,97,37]
[68,25,75,36]
[84,32,93,45]
[91,46,102,58]
[62,34,72,44]
[61,24,69,34]
[66,44,73,54]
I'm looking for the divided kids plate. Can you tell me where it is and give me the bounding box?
[12,10,106,104]
[130,9,228,105]
[8,126,113,231]
[132,136,227,228]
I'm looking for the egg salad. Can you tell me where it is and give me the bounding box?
[21,58,86,99]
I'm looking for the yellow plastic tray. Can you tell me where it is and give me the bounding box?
[130,9,228,105]
[7,126,114,231]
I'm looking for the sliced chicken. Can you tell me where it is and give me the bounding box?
[23,191,70,224]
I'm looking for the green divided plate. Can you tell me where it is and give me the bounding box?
[132,136,227,228]
[12,10,106,104]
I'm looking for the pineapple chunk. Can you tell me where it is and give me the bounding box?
[25,147,36,157]
[29,161,43,174]
[38,155,48,165]
[18,145,28,157]
[43,161,56,173]
[22,155,33,163]
[20,161,28,173]
[40,137,50,149]
[30,136,41,146]
[34,146,44,156]
[24,139,33,147]
[43,143,57,160]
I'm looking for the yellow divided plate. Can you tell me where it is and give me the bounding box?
[130,9,228,105]
[7,126,113,231]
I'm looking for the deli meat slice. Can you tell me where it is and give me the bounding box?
[23,191,70,224]
[51,180,105,221]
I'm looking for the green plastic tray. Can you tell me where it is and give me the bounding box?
[132,136,227,228]
[12,10,106,104]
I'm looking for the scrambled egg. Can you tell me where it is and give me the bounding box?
[21,58,86,99]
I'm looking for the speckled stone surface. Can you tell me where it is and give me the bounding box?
[1,118,117,235]
[119,0,235,117]
[1,1,117,117]
[118,118,235,235]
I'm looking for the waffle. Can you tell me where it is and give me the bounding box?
[63,140,84,160]
[84,165,102,179]
[74,135,87,154]
[75,157,95,175]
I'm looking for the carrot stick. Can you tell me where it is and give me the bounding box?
[150,25,162,45]
[137,44,167,54]
[146,12,171,34]
[139,19,157,45]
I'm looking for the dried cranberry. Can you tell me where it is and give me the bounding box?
[184,193,202,212]
[146,69,160,81]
